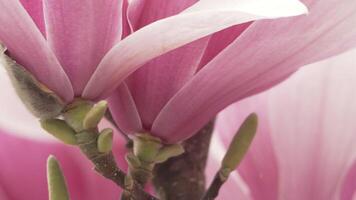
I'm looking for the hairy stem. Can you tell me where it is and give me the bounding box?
[153,121,215,200]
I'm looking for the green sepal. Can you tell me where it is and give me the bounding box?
[125,152,142,169]
[154,144,185,163]
[221,113,258,177]
[133,134,162,163]
[47,155,70,200]
[97,128,113,153]
[40,119,77,145]
[1,44,65,119]
[83,101,108,130]
[62,100,92,132]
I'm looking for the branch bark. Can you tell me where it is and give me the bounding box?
[76,131,158,200]
[152,121,215,200]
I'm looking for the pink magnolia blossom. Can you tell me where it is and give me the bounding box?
[0,47,355,200]
[208,49,356,200]
[108,0,356,144]
[0,0,306,103]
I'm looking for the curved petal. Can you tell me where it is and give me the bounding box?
[43,0,122,95]
[19,0,46,35]
[197,23,251,70]
[215,49,356,200]
[0,0,73,102]
[108,83,143,134]
[126,38,209,129]
[127,0,197,31]
[123,0,208,129]
[0,129,127,200]
[152,0,356,143]
[83,0,307,99]
[267,50,356,200]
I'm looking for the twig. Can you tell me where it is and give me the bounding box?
[201,171,226,200]
[76,131,158,200]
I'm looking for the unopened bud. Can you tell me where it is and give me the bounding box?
[47,156,70,200]
[83,101,108,130]
[97,128,113,153]
[40,119,77,145]
[221,113,258,176]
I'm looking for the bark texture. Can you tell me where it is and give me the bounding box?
[153,121,215,200]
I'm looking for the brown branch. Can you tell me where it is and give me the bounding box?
[76,131,158,200]
[152,121,215,200]
[201,171,226,200]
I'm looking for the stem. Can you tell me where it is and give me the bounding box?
[153,121,215,200]
[201,171,226,200]
[76,131,158,200]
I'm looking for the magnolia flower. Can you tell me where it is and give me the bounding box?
[208,49,356,200]
[108,0,356,144]
[0,47,355,200]
[0,0,307,105]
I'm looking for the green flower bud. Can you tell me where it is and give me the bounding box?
[83,100,108,130]
[40,119,77,145]
[221,113,258,178]
[97,128,113,153]
[47,156,70,200]
[62,100,92,132]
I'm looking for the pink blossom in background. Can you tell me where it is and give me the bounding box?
[108,0,356,144]
[208,49,356,200]
[0,0,306,103]
[0,129,127,200]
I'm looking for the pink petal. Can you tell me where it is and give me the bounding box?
[214,97,279,200]
[108,83,143,134]
[197,23,251,70]
[43,0,123,95]
[341,162,356,200]
[0,0,73,102]
[126,38,209,129]
[19,0,46,35]
[214,49,356,199]
[0,129,127,200]
[152,0,356,143]
[123,0,209,129]
[127,0,197,31]
[83,0,307,100]
[266,50,356,200]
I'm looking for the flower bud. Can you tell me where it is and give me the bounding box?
[40,119,77,145]
[97,128,113,153]
[83,100,108,130]
[221,113,258,179]
[47,155,70,200]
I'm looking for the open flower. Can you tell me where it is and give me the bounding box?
[0,0,306,104]
[0,49,355,200]
[209,49,356,200]
[108,0,356,144]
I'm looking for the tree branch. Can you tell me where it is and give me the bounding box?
[152,121,215,200]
